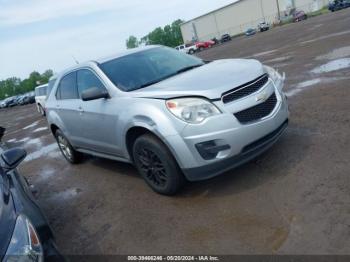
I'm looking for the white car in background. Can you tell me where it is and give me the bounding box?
[175,43,197,54]
[34,83,48,116]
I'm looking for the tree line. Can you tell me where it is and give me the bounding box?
[0,70,53,100]
[1,19,185,100]
[126,19,184,49]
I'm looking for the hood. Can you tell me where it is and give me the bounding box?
[130,59,265,100]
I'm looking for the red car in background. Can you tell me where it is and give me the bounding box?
[196,40,215,51]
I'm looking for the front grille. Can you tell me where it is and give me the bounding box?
[222,74,269,104]
[234,92,277,124]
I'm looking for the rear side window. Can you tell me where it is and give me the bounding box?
[77,69,105,98]
[47,79,56,97]
[56,72,78,100]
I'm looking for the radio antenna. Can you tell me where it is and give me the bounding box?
[71,55,79,64]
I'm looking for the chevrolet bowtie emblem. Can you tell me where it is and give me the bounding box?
[256,92,269,102]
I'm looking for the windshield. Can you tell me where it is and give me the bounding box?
[99,47,204,91]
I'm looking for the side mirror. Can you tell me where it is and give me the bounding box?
[1,148,27,171]
[81,87,109,101]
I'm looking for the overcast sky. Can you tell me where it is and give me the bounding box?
[0,0,238,79]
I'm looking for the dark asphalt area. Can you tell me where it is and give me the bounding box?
[1,9,349,255]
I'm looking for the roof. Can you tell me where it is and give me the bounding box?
[53,45,160,79]
[96,45,159,64]
[181,0,243,26]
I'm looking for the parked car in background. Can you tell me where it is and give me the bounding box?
[220,33,232,43]
[35,84,48,116]
[258,22,270,32]
[196,40,215,51]
[245,28,257,36]
[6,96,18,108]
[46,45,288,195]
[211,37,220,45]
[329,0,350,11]
[293,10,307,22]
[0,129,63,261]
[175,43,197,54]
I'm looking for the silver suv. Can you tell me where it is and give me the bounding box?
[46,45,289,195]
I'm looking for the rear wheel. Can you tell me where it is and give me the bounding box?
[133,134,185,195]
[55,129,82,164]
[189,49,195,54]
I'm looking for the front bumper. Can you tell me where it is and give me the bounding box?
[183,119,288,181]
[165,81,289,181]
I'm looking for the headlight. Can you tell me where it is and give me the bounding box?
[166,98,221,124]
[4,215,43,262]
[263,65,285,91]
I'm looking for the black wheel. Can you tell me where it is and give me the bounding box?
[55,129,82,164]
[189,49,195,54]
[199,47,204,51]
[133,134,185,195]
[38,104,45,116]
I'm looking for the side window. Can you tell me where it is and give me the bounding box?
[77,69,105,98]
[56,72,78,100]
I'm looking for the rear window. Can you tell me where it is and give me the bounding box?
[35,85,47,96]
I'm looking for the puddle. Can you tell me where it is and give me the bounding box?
[47,188,82,202]
[300,30,350,45]
[311,58,350,74]
[285,76,350,97]
[33,127,48,133]
[24,143,58,162]
[26,138,42,147]
[287,127,322,137]
[18,137,30,143]
[252,49,278,57]
[316,46,350,60]
[23,121,39,130]
[264,56,292,63]
[296,79,322,88]
[39,168,56,180]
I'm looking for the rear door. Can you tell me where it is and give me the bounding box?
[76,69,121,155]
[55,72,83,147]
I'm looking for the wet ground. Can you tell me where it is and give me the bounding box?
[1,9,350,255]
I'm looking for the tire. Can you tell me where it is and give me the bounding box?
[55,129,82,164]
[199,47,204,51]
[189,49,195,54]
[38,104,45,116]
[133,134,185,195]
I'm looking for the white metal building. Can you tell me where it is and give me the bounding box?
[180,0,329,43]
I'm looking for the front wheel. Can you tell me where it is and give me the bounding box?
[133,134,185,195]
[55,129,82,164]
[188,49,195,54]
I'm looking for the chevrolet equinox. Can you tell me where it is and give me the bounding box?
[46,45,289,195]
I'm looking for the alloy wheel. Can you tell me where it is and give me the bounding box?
[137,148,167,187]
[57,135,73,160]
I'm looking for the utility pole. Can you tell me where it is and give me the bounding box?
[276,0,281,22]
[260,0,266,22]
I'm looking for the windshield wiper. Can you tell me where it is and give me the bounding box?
[136,64,204,89]
[175,64,204,74]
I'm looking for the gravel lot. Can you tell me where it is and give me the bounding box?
[1,9,350,255]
